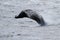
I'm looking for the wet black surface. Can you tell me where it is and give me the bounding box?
[0,0,60,40]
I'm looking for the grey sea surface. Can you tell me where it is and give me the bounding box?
[0,0,60,40]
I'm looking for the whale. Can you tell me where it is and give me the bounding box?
[15,9,46,26]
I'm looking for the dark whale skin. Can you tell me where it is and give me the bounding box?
[15,9,46,26]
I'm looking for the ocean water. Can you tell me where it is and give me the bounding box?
[0,0,60,40]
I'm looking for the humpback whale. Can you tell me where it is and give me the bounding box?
[15,9,46,26]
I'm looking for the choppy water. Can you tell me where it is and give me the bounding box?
[0,0,60,40]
